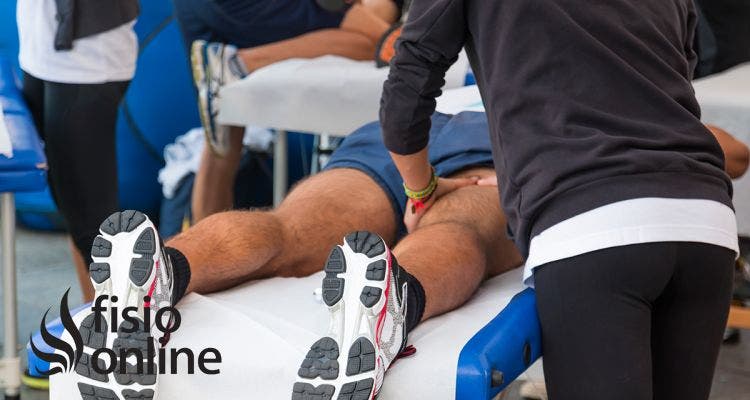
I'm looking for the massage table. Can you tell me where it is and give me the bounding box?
[434,72,750,237]
[218,53,470,206]
[0,55,47,399]
[48,267,542,399]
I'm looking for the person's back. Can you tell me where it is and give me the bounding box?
[383,0,732,255]
[380,1,740,399]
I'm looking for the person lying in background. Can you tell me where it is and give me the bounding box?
[72,109,747,399]
[172,0,407,222]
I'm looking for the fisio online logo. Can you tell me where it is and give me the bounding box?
[31,290,222,377]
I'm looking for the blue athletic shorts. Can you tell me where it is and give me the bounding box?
[324,111,494,236]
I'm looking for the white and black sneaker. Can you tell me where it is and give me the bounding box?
[292,231,412,400]
[190,40,246,156]
[74,211,174,400]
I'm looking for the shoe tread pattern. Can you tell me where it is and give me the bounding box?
[298,337,340,380]
[75,353,108,383]
[359,287,382,308]
[129,227,156,286]
[80,313,108,350]
[345,338,376,376]
[100,211,146,236]
[89,262,111,284]
[365,260,386,281]
[78,383,119,400]
[122,389,155,400]
[322,247,347,306]
[337,379,374,400]
[345,232,385,258]
[112,319,156,387]
[92,237,113,257]
[292,383,335,400]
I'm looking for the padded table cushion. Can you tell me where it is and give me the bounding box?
[218,53,469,136]
[51,268,530,399]
[0,56,46,193]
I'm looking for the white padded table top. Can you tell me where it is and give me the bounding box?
[218,53,469,136]
[51,268,532,399]
[0,104,12,157]
[694,63,750,236]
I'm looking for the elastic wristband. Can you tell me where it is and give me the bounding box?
[404,167,438,200]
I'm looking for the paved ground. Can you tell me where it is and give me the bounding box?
[2,228,749,400]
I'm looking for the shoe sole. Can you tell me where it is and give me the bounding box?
[292,232,392,400]
[76,211,161,400]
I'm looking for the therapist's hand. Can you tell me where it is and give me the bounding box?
[477,175,498,187]
[403,176,480,232]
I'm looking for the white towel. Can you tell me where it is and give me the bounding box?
[158,126,274,199]
[0,105,13,158]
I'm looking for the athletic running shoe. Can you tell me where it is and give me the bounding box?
[292,231,410,400]
[74,210,174,400]
[190,40,246,156]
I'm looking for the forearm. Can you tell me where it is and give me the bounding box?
[390,148,433,190]
[380,0,467,172]
[237,29,375,73]
[707,124,750,178]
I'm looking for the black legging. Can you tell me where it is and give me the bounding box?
[22,72,129,265]
[535,242,735,400]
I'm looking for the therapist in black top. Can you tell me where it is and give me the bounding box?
[379,1,738,399]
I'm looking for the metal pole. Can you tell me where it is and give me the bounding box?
[273,130,289,207]
[1,193,20,398]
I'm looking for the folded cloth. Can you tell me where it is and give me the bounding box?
[158,126,273,199]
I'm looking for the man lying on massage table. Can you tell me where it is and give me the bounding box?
[73,112,747,400]
[178,0,407,221]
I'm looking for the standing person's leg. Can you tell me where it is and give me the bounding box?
[651,243,734,400]
[534,244,665,400]
[20,72,44,131]
[167,168,399,294]
[534,242,734,400]
[190,126,244,221]
[42,80,129,301]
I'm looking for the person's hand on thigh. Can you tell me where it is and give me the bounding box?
[403,176,479,232]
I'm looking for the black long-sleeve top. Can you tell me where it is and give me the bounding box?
[380,0,733,257]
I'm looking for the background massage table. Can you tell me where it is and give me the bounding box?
[437,76,750,238]
[0,55,47,399]
[49,267,542,399]
[218,53,470,206]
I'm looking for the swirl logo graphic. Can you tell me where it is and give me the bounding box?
[29,289,83,375]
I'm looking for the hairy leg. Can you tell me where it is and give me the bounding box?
[393,168,523,320]
[168,168,397,294]
[191,126,245,221]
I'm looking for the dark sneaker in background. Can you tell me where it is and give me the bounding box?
[190,40,246,157]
